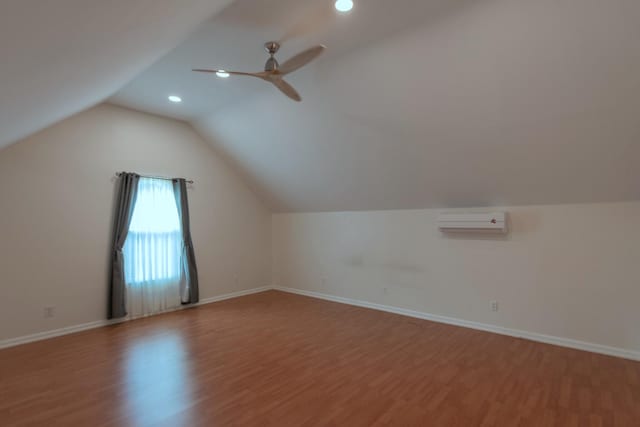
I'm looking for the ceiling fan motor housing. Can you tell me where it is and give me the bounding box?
[265,57,279,72]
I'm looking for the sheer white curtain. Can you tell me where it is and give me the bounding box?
[123,178,182,317]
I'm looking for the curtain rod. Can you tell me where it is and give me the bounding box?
[115,171,194,184]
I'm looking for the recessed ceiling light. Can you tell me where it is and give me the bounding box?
[216,70,230,78]
[168,95,182,103]
[335,0,353,13]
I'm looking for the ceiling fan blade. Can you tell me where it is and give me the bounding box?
[192,69,268,79]
[270,78,302,102]
[278,45,326,75]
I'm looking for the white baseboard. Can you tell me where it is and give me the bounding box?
[0,319,122,350]
[0,286,272,350]
[4,285,638,362]
[273,286,640,362]
[198,286,272,305]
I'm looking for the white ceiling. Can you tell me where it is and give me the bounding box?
[0,0,233,149]
[5,0,640,212]
[110,0,462,120]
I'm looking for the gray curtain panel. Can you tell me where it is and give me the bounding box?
[108,173,140,319]
[173,178,199,304]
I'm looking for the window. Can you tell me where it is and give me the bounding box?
[109,172,198,320]
[123,178,182,286]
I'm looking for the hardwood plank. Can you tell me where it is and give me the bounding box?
[1,291,639,426]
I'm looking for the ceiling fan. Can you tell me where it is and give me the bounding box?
[193,41,326,102]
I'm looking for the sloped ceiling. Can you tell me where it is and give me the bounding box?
[0,0,233,149]
[112,0,640,212]
[6,0,640,212]
[189,0,640,211]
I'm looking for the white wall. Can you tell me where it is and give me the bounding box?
[0,104,271,341]
[2,103,637,357]
[272,203,640,353]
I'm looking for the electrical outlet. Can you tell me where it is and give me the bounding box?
[383,287,389,295]
[43,306,55,318]
[490,300,499,312]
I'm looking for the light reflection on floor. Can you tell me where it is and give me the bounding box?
[124,332,194,427]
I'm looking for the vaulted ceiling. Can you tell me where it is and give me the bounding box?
[0,0,233,148]
[3,0,640,212]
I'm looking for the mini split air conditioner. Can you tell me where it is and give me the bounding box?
[437,212,508,234]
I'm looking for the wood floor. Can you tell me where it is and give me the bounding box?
[1,291,639,426]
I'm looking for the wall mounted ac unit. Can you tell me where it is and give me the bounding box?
[437,212,508,234]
